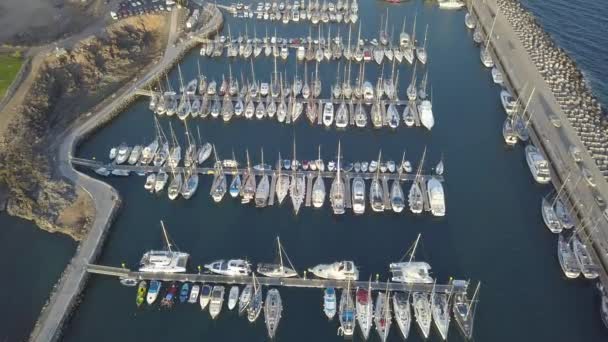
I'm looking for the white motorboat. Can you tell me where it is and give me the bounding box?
[572,235,599,279]
[199,284,212,310]
[541,196,562,233]
[427,177,446,217]
[555,197,574,229]
[492,67,504,84]
[228,286,239,310]
[309,261,359,280]
[439,0,464,9]
[204,259,251,276]
[238,284,253,314]
[188,284,200,304]
[500,90,518,115]
[146,280,162,305]
[324,288,337,320]
[144,173,156,192]
[323,102,334,127]
[139,221,189,273]
[352,176,366,215]
[525,145,551,184]
[209,285,225,319]
[418,99,434,130]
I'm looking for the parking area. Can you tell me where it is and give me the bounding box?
[111,0,174,20]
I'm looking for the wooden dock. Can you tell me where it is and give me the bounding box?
[268,172,277,206]
[86,264,469,294]
[382,176,391,209]
[344,174,352,209]
[419,178,431,212]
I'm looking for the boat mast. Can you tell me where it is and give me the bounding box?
[261,147,265,176]
[522,87,537,127]
[549,171,571,205]
[160,220,173,253]
[277,236,284,272]
[376,150,382,181]
[408,233,422,264]
[466,282,481,321]
[484,15,497,54]
[415,147,427,184]
[423,24,429,49]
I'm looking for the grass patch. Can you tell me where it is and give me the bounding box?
[0,53,24,99]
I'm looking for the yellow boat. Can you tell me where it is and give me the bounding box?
[136,281,147,307]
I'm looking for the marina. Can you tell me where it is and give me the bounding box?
[21,0,608,341]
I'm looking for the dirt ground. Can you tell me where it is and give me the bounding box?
[0,0,108,45]
[56,187,95,239]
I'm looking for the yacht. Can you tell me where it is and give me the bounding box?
[257,237,298,278]
[427,177,446,217]
[480,45,494,68]
[210,170,227,203]
[389,262,434,283]
[255,151,270,207]
[239,284,253,314]
[209,285,225,319]
[525,145,551,184]
[418,99,434,130]
[439,0,465,9]
[541,196,562,233]
[363,81,374,102]
[154,170,168,193]
[115,143,131,165]
[197,143,212,165]
[308,261,359,280]
[144,173,156,192]
[228,286,239,310]
[199,284,212,310]
[452,280,479,340]
[323,102,334,127]
[146,280,162,305]
[465,12,476,29]
[339,285,356,337]
[139,221,189,273]
[557,234,581,279]
[393,292,412,340]
[188,284,200,304]
[387,103,400,128]
[374,290,392,342]
[352,176,366,215]
[503,117,518,146]
[204,259,251,276]
[324,288,337,320]
[290,140,306,215]
[335,101,349,128]
[264,289,283,339]
[432,290,451,340]
[354,102,367,127]
[229,174,242,198]
[572,235,599,279]
[403,102,416,127]
[181,171,199,200]
[500,90,518,115]
[370,177,384,212]
[412,292,432,339]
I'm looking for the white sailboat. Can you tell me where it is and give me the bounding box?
[290,138,306,215]
[312,146,326,208]
[257,236,299,278]
[255,148,270,207]
[393,291,412,340]
[412,291,432,339]
[389,234,434,284]
[355,279,373,339]
[432,286,452,340]
[139,221,189,273]
[408,147,426,214]
[374,282,392,342]
[370,151,385,212]
[453,280,480,340]
[264,289,283,339]
[338,281,356,337]
[275,152,291,205]
[330,141,346,215]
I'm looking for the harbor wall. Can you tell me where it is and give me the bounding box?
[471,0,608,286]
[28,5,223,342]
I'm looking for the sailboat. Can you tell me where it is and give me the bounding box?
[338,281,356,337]
[408,148,426,214]
[557,233,581,279]
[167,122,181,169]
[374,282,392,342]
[275,152,291,205]
[393,291,412,340]
[257,236,298,278]
[210,145,227,203]
[480,16,497,68]
[264,289,283,339]
[356,279,373,339]
[290,138,306,215]
[391,152,406,213]
[139,221,189,273]
[453,280,480,340]
[247,273,264,323]
[412,290,432,339]
[255,148,270,207]
[330,141,346,214]
[389,234,434,284]
[370,150,385,212]
[312,146,326,208]
[241,149,256,204]
[229,171,242,198]
[168,170,183,201]
[432,285,452,340]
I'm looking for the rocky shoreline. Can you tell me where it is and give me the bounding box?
[497,0,608,176]
[0,15,169,240]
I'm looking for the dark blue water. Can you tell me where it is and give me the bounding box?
[0,214,75,341]
[3,0,608,341]
[522,0,608,109]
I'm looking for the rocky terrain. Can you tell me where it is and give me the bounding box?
[0,14,168,239]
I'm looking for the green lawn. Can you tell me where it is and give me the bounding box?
[0,54,24,99]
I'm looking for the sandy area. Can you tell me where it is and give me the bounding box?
[56,187,95,239]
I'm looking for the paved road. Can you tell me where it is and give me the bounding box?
[474,0,608,279]
[28,7,223,342]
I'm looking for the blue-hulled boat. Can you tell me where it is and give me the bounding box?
[180,283,190,303]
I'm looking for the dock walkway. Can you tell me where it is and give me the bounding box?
[86,264,467,294]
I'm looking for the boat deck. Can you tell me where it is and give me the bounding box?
[87,264,468,294]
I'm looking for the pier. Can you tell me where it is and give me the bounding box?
[472,0,608,288]
[71,157,445,183]
[86,264,467,294]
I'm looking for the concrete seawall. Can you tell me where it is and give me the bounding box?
[28,6,223,342]
[472,0,608,286]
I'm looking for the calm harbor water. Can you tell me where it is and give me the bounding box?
[0,214,75,341]
[3,0,608,341]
